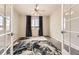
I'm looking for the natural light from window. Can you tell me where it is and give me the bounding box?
[31,16,39,28]
[0,16,3,31]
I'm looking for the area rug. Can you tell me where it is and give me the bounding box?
[13,37,61,55]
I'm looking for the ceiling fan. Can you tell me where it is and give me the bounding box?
[34,4,45,12]
[32,4,45,16]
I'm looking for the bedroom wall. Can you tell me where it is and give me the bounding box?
[18,15,26,37]
[12,8,20,42]
[50,7,62,42]
[18,15,50,37]
[43,16,50,36]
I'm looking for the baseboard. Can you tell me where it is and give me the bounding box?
[49,36,62,43]
[50,36,79,51]
[43,35,50,37]
[48,36,62,50]
[64,41,79,51]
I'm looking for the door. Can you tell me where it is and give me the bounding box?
[63,4,79,55]
[70,5,79,55]
[0,4,13,55]
[62,6,71,54]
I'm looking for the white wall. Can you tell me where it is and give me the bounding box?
[18,15,26,37]
[43,16,50,36]
[18,15,50,37]
[12,8,20,41]
[50,7,62,42]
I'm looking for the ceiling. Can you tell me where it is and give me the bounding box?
[14,4,61,16]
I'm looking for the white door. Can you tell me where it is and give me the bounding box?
[0,5,13,55]
[63,8,71,54]
[63,5,79,55]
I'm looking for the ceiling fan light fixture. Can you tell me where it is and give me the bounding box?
[33,12,40,16]
[36,6,39,10]
[32,4,43,16]
[36,4,39,9]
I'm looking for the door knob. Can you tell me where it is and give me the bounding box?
[61,31,66,34]
[11,33,14,36]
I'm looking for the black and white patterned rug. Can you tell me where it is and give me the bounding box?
[13,37,61,55]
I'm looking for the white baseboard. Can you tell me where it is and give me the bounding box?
[64,41,79,51]
[50,36,62,43]
[50,36,79,51]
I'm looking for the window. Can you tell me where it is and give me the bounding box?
[6,16,11,32]
[0,16,3,31]
[0,16,4,35]
[31,16,39,28]
[0,5,12,55]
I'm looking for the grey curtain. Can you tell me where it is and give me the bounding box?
[26,15,32,37]
[39,16,43,36]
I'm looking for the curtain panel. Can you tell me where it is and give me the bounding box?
[39,16,43,36]
[26,15,32,37]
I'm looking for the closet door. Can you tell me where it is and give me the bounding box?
[62,4,72,54]
[0,5,6,54]
[63,9,71,54]
[0,5,12,55]
[5,5,11,55]
[70,5,79,55]
[63,4,79,55]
